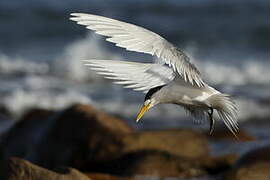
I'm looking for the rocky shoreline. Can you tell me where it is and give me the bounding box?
[0,104,269,180]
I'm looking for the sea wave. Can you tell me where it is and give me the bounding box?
[52,34,270,86]
[52,34,123,82]
[0,54,49,75]
[0,34,270,121]
[1,33,270,87]
[1,82,269,122]
[201,60,270,86]
[1,85,92,117]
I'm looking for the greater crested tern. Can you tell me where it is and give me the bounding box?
[70,13,238,135]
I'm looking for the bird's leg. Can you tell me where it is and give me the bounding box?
[208,108,215,135]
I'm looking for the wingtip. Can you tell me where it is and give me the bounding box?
[70,13,82,16]
[70,13,83,21]
[70,13,91,18]
[82,60,96,63]
[69,17,78,21]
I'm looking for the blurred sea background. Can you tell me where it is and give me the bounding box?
[0,0,270,158]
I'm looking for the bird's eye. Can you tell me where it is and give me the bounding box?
[144,100,151,106]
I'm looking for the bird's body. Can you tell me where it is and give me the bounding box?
[154,77,217,106]
[70,13,238,135]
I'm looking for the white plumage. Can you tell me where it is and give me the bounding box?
[84,60,175,92]
[70,13,238,136]
[70,13,204,86]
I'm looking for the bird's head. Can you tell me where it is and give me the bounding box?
[136,85,164,122]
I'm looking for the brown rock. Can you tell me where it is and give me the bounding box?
[123,150,206,178]
[1,108,55,159]
[225,145,270,180]
[1,104,133,170]
[225,162,270,180]
[0,106,11,118]
[68,104,132,136]
[126,150,206,178]
[203,154,239,174]
[236,145,270,166]
[0,106,13,137]
[87,150,207,178]
[122,129,209,160]
[0,157,90,180]
[35,104,132,169]
[85,173,133,180]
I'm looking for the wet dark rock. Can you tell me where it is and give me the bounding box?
[225,145,270,180]
[1,108,55,159]
[0,157,90,180]
[0,106,12,119]
[1,104,133,170]
[122,129,209,160]
[0,106,14,137]
[120,150,206,178]
[204,154,239,174]
[236,145,270,166]
[87,150,207,178]
[225,162,270,180]
[35,104,132,169]
[85,173,134,180]
[0,146,4,173]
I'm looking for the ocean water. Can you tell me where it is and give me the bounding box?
[0,0,270,179]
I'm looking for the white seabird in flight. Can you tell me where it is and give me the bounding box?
[70,13,238,135]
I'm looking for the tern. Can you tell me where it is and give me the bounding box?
[70,13,238,135]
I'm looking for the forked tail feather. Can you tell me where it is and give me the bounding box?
[208,93,239,137]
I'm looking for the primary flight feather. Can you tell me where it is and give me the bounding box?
[70,13,238,136]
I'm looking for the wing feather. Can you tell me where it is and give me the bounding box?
[83,60,175,92]
[70,13,205,87]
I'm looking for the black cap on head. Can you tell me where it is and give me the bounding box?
[144,85,165,101]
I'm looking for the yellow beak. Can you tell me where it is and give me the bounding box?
[136,104,150,122]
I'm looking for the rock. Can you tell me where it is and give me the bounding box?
[225,145,270,180]
[122,129,209,160]
[0,146,4,173]
[0,106,12,120]
[85,173,134,180]
[1,104,133,170]
[236,145,270,166]
[35,104,132,169]
[208,128,255,141]
[203,154,239,174]
[120,150,206,178]
[0,106,14,137]
[0,157,90,180]
[1,108,55,159]
[225,162,270,180]
[86,150,207,178]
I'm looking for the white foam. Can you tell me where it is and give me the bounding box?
[2,87,92,117]
[53,33,123,82]
[1,34,269,87]
[0,34,269,122]
[56,34,270,86]
[200,60,270,86]
[236,98,270,120]
[1,73,269,122]
[0,54,49,75]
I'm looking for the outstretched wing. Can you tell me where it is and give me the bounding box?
[70,13,205,87]
[83,60,175,92]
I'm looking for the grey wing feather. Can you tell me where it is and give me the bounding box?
[70,13,205,87]
[83,60,175,92]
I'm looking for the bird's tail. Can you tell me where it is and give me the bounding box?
[208,93,238,136]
